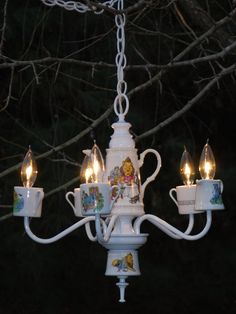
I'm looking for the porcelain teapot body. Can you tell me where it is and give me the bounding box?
[104,121,161,216]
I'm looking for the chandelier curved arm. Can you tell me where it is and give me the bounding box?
[133,214,194,239]
[95,213,118,243]
[24,216,98,244]
[85,219,109,242]
[85,222,97,242]
[133,211,212,240]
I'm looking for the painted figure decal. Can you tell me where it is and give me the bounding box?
[210,183,223,205]
[81,186,104,212]
[13,192,24,213]
[112,252,135,272]
[120,157,136,186]
[109,157,140,203]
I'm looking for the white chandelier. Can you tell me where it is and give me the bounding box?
[13,0,225,303]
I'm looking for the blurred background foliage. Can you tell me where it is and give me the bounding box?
[0,0,236,313]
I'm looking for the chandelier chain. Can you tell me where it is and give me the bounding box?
[40,0,119,14]
[40,0,129,120]
[113,0,129,121]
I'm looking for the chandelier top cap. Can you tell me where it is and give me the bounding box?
[109,121,135,148]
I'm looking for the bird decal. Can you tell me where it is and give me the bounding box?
[112,252,135,272]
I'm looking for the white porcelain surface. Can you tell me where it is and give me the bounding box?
[195,179,224,211]
[13,186,44,217]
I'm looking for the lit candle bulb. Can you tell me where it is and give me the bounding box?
[80,143,105,184]
[80,151,92,184]
[13,146,44,217]
[180,147,195,186]
[199,141,216,180]
[21,147,38,188]
[90,143,105,183]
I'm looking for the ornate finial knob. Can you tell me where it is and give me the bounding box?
[116,276,128,303]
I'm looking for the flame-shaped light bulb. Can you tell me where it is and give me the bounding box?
[180,147,195,185]
[21,147,38,188]
[199,141,216,179]
[80,151,93,184]
[90,143,105,183]
[80,144,105,184]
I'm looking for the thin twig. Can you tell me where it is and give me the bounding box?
[0,105,114,178]
[0,0,9,57]
[135,63,236,142]
[0,66,14,112]
[0,212,13,221]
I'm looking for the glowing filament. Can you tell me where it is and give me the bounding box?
[199,142,216,180]
[80,143,105,184]
[93,158,100,183]
[184,163,191,185]
[26,165,33,182]
[21,147,38,188]
[85,167,93,184]
[180,147,195,186]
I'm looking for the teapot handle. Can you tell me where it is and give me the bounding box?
[139,149,162,200]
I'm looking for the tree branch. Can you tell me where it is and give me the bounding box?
[0,105,114,178]
[0,0,9,57]
[0,66,14,112]
[135,63,236,142]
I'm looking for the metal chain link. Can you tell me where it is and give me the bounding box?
[113,0,129,121]
[40,0,119,14]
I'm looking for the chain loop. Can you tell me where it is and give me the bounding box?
[114,94,129,121]
[116,80,127,95]
[113,0,129,121]
[40,0,119,14]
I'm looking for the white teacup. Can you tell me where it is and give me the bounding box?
[169,185,202,215]
[13,186,44,217]
[81,183,119,216]
[195,179,224,211]
[65,188,83,217]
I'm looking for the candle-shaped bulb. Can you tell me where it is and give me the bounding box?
[90,143,105,183]
[199,141,216,179]
[79,144,105,183]
[21,147,38,188]
[80,150,93,184]
[180,147,195,185]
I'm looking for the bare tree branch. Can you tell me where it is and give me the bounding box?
[0,105,114,178]
[178,0,233,46]
[0,66,14,112]
[0,0,9,57]
[128,7,236,98]
[135,63,236,142]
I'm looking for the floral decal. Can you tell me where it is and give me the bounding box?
[81,186,104,212]
[108,157,140,203]
[112,253,135,272]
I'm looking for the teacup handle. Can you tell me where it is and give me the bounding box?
[219,180,224,193]
[169,188,178,207]
[139,149,162,200]
[65,191,76,212]
[35,190,44,211]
